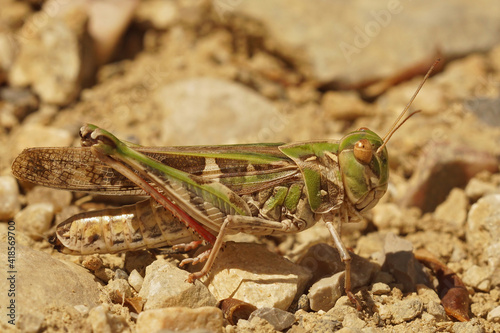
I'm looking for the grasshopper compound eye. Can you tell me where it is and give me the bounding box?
[353,139,373,164]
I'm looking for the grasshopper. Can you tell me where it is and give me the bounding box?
[11,61,438,309]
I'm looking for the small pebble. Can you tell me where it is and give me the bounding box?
[0,175,21,220]
[114,269,129,280]
[308,272,343,312]
[95,267,115,282]
[487,305,500,322]
[82,256,103,271]
[465,178,498,201]
[462,265,492,292]
[248,307,295,331]
[342,313,366,329]
[391,298,423,324]
[26,186,72,213]
[15,203,54,240]
[74,305,90,315]
[371,282,391,295]
[128,269,144,293]
[426,300,448,322]
[106,279,133,304]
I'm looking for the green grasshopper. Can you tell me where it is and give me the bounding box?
[11,61,438,309]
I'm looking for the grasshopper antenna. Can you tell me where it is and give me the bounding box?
[376,58,440,155]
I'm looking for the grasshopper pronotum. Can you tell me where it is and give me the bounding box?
[12,60,438,309]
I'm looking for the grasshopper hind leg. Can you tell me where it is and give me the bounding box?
[325,217,361,311]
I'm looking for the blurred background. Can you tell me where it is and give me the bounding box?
[1,0,500,331]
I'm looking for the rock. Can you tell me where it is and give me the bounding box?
[308,272,344,312]
[202,242,311,310]
[433,188,468,235]
[322,91,372,120]
[487,305,500,323]
[15,203,54,240]
[114,269,128,280]
[135,0,180,29]
[232,0,500,84]
[391,298,424,324]
[154,77,287,145]
[326,296,359,322]
[381,233,428,292]
[136,307,223,333]
[452,318,486,333]
[0,243,100,330]
[371,203,420,234]
[371,282,391,295]
[342,312,366,329]
[0,175,20,220]
[82,256,103,271]
[25,187,72,214]
[236,316,278,333]
[248,307,295,331]
[400,141,498,213]
[86,0,138,65]
[17,312,45,333]
[426,300,448,322]
[139,259,217,310]
[128,269,144,292]
[87,305,129,333]
[466,194,500,285]
[105,279,133,304]
[462,265,492,292]
[298,243,379,290]
[10,124,73,163]
[464,97,500,127]
[465,178,500,201]
[9,7,91,105]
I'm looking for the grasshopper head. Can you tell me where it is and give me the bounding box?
[338,128,388,212]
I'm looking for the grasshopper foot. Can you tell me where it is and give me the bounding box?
[347,290,362,311]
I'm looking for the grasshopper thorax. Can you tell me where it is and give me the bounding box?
[338,128,388,212]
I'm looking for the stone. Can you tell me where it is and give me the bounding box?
[105,279,133,304]
[138,259,217,310]
[371,282,391,295]
[326,296,359,322]
[465,178,499,201]
[25,186,72,214]
[233,0,500,84]
[426,300,448,322]
[381,233,429,292]
[136,307,223,333]
[391,298,424,324]
[15,203,54,240]
[342,312,366,329]
[298,243,379,290]
[87,305,129,333]
[248,307,295,331]
[452,318,486,333]
[433,188,468,235]
[10,124,73,162]
[202,242,311,310]
[0,175,20,220]
[466,194,500,285]
[462,265,492,292]
[308,272,344,312]
[154,77,287,145]
[487,305,500,323]
[128,269,144,292]
[0,243,100,330]
[400,141,498,213]
[321,91,372,120]
[9,6,91,105]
